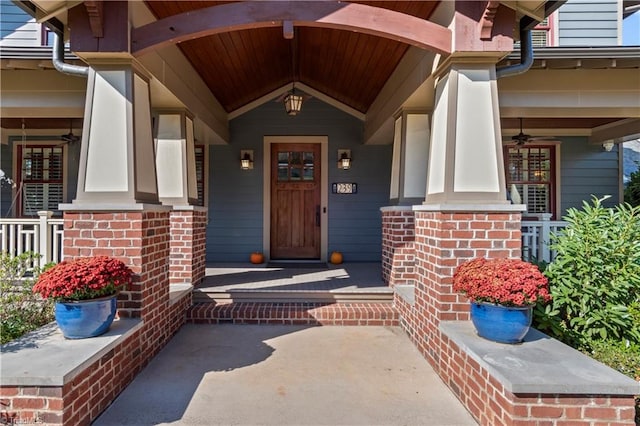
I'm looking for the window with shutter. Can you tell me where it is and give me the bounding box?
[505,146,556,219]
[17,145,64,216]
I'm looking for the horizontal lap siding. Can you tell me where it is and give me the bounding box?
[208,98,391,262]
[560,136,620,215]
[558,0,620,46]
[0,0,40,46]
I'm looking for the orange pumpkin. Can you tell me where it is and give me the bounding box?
[250,252,264,264]
[330,251,343,264]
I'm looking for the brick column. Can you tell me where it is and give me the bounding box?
[169,207,207,286]
[401,205,523,372]
[380,206,415,287]
[62,209,170,320]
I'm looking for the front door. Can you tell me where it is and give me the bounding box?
[270,143,321,259]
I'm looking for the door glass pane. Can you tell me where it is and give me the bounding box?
[278,152,289,166]
[278,167,289,181]
[291,152,302,165]
[303,167,314,180]
[303,152,314,166]
[290,167,302,181]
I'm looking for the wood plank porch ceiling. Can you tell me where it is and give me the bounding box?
[144,1,440,114]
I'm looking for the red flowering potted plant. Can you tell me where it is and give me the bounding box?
[33,256,132,339]
[453,257,550,344]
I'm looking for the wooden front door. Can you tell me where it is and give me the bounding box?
[270,143,321,259]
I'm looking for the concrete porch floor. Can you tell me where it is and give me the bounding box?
[195,263,393,303]
[93,324,477,426]
[199,262,389,292]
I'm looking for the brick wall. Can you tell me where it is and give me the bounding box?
[169,209,207,286]
[395,208,637,425]
[63,211,170,319]
[381,208,415,287]
[0,293,190,426]
[0,209,191,425]
[437,332,637,425]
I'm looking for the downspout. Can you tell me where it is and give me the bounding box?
[52,32,89,77]
[497,0,566,79]
[496,24,533,79]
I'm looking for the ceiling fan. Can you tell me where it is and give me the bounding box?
[60,119,80,144]
[511,118,552,145]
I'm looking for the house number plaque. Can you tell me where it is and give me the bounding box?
[332,183,358,194]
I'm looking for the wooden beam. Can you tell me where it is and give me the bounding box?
[131,1,451,56]
[84,1,104,38]
[479,1,501,40]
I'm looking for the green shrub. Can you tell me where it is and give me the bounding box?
[585,339,640,381]
[0,252,54,344]
[533,197,640,347]
[625,167,640,207]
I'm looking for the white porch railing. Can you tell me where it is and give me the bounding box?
[521,214,568,263]
[0,211,566,267]
[0,211,64,267]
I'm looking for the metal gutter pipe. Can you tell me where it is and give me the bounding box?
[496,24,533,79]
[497,0,567,78]
[52,32,88,77]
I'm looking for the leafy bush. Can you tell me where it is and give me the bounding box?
[533,197,640,347]
[586,339,640,382]
[0,252,54,344]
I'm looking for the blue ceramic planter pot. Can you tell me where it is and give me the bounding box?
[55,295,117,339]
[470,302,532,344]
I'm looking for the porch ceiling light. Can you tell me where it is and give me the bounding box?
[337,149,351,170]
[240,150,254,170]
[284,90,303,116]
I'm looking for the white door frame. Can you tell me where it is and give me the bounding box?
[263,136,328,262]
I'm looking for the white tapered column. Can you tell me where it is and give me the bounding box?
[425,62,508,205]
[71,61,158,207]
[390,110,430,205]
[154,110,198,206]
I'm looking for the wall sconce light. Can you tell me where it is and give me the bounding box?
[240,150,254,170]
[602,141,614,152]
[337,149,351,170]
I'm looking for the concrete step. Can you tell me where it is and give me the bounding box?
[187,301,399,326]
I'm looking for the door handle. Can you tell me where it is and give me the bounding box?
[316,205,320,227]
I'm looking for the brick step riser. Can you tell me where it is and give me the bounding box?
[193,291,394,305]
[187,302,399,326]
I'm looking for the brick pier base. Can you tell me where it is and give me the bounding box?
[381,206,415,287]
[391,205,637,425]
[169,208,207,286]
[1,208,193,425]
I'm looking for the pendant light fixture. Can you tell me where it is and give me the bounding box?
[283,29,303,116]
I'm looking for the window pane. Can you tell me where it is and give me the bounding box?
[303,167,314,180]
[291,152,302,165]
[505,146,554,217]
[290,167,302,181]
[278,167,289,181]
[304,152,314,166]
[278,152,289,166]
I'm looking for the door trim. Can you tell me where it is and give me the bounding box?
[263,136,328,262]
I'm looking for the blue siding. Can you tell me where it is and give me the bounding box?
[560,137,619,216]
[0,0,39,45]
[207,98,392,262]
[558,0,620,46]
